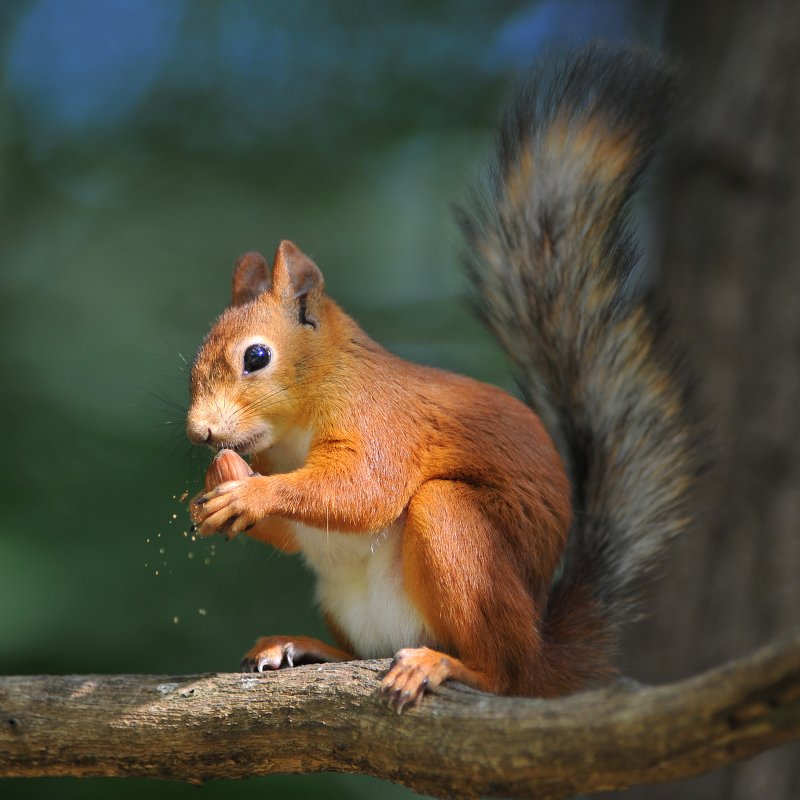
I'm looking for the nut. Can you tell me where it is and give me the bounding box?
[205,449,253,490]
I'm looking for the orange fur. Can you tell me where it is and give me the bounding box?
[244,516,300,554]
[188,241,576,708]
[242,635,352,671]
[245,450,300,553]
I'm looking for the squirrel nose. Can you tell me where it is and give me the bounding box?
[186,417,217,446]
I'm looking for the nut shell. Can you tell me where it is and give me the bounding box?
[205,449,253,490]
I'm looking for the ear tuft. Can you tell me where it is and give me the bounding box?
[271,240,325,327]
[231,252,271,306]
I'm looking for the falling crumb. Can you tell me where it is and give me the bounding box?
[204,557,211,565]
[188,552,194,559]
[155,570,160,576]
[173,616,179,624]
[198,608,207,616]
[157,532,162,538]
[172,514,177,520]
[179,491,189,502]
[159,547,166,555]
[182,531,188,538]
[146,538,150,544]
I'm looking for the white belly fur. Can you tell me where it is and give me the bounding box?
[264,425,428,657]
[291,519,431,658]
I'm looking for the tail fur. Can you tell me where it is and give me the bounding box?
[459,43,692,674]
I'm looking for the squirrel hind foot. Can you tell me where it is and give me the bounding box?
[380,646,493,713]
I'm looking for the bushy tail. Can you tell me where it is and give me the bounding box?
[459,44,692,672]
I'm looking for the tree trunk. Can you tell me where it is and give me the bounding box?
[619,0,800,797]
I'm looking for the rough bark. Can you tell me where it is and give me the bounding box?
[1,634,800,799]
[619,0,800,797]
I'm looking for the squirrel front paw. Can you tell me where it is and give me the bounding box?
[241,637,301,671]
[192,476,267,536]
[191,449,262,537]
[241,635,352,671]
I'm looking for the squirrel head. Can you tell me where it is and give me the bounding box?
[186,240,329,454]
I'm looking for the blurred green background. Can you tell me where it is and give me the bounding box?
[0,1,662,797]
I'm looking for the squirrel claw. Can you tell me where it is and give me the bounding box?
[241,655,280,672]
[240,639,296,672]
[240,654,281,672]
[380,650,434,713]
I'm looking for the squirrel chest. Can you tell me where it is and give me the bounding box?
[269,426,430,658]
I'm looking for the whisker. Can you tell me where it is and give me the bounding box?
[130,404,187,417]
[235,349,344,415]
[134,385,189,415]
[142,420,186,430]
[191,343,346,440]
[158,335,193,371]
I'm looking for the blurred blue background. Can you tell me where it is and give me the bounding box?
[0,1,663,797]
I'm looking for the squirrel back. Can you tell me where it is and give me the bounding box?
[459,43,692,664]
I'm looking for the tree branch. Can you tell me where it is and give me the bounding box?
[1,633,799,799]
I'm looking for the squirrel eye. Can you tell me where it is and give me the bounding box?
[243,344,271,373]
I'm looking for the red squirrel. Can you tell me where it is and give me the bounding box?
[187,44,691,712]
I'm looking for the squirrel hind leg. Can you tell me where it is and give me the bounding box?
[240,635,352,672]
[397,480,554,704]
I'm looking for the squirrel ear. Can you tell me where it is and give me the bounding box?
[231,252,272,306]
[271,240,325,328]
